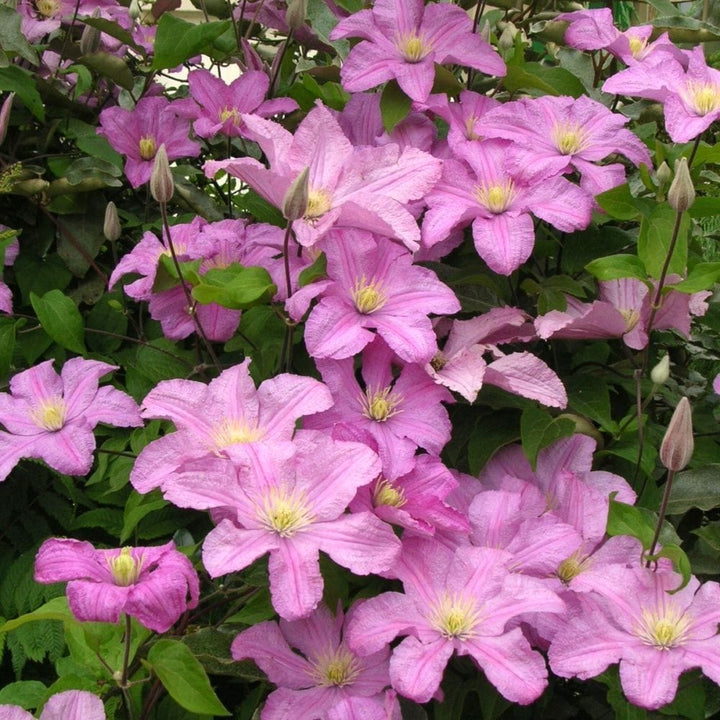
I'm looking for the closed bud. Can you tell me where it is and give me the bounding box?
[285,0,307,31]
[150,144,174,204]
[104,201,121,242]
[668,157,695,212]
[655,161,672,189]
[650,354,670,385]
[129,0,141,19]
[282,166,309,221]
[659,397,693,472]
[80,10,102,55]
[0,92,14,147]
[498,23,517,52]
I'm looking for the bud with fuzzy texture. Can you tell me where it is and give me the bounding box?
[104,201,121,242]
[659,397,693,472]
[0,93,14,147]
[650,354,670,385]
[285,0,307,31]
[80,10,102,55]
[655,161,672,189]
[282,166,309,221]
[668,157,695,212]
[150,144,174,204]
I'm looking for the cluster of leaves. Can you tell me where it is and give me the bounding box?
[1,0,720,719]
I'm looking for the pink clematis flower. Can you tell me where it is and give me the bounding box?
[329,0,505,103]
[0,690,106,720]
[175,68,297,139]
[422,139,593,275]
[34,538,199,633]
[0,229,19,314]
[165,430,400,620]
[476,95,651,196]
[0,359,142,482]
[232,603,400,719]
[130,358,333,494]
[205,102,441,251]
[286,229,459,363]
[98,96,200,188]
[549,566,720,710]
[347,537,564,704]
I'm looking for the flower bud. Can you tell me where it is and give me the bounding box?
[80,10,102,55]
[129,0,141,19]
[103,201,121,242]
[282,166,309,221]
[0,92,14,147]
[650,354,670,386]
[150,144,174,204]
[655,161,672,189]
[659,397,693,472]
[498,23,517,53]
[668,157,695,212]
[285,0,307,31]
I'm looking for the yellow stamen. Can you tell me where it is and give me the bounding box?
[474,179,516,214]
[211,419,265,450]
[351,277,386,314]
[556,551,589,584]
[35,0,60,17]
[465,116,481,141]
[430,353,448,371]
[108,547,143,587]
[552,121,586,155]
[373,478,407,508]
[634,606,692,650]
[619,308,640,332]
[396,32,431,63]
[219,106,240,126]
[310,646,361,687]
[685,81,720,116]
[139,135,157,161]
[427,592,483,640]
[628,36,647,59]
[255,486,315,537]
[304,188,333,223]
[30,397,67,432]
[361,386,403,422]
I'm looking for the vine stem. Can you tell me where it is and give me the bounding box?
[645,469,676,567]
[281,221,296,372]
[120,614,136,720]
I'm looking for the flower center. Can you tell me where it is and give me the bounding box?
[219,106,240,126]
[256,487,314,537]
[465,116,481,141]
[628,36,647,59]
[556,551,589,584]
[428,592,483,640]
[139,135,157,161]
[396,32,431,63]
[211,418,265,450]
[304,188,333,222]
[351,277,386,314]
[474,180,516,214]
[430,352,448,371]
[685,81,720,116]
[30,397,67,431]
[310,646,361,687]
[552,121,586,155]
[619,307,641,332]
[634,606,692,650]
[108,547,143,587]
[361,386,403,422]
[372,478,407,508]
[35,0,60,17]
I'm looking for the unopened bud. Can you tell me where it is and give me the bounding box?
[129,0,141,19]
[668,157,695,212]
[498,23,517,52]
[282,166,309,221]
[80,10,102,55]
[659,397,693,472]
[655,161,672,189]
[103,201,121,242]
[150,144,174,204]
[650,354,670,385]
[285,0,307,31]
[0,92,14,147]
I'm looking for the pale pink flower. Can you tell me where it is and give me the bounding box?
[0,690,105,720]
[35,538,199,633]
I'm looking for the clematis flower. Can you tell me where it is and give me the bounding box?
[476,95,651,196]
[166,430,401,620]
[205,102,441,251]
[286,229,459,363]
[0,690,106,720]
[98,96,200,188]
[0,359,142,482]
[602,47,720,143]
[422,139,593,275]
[34,538,199,633]
[175,68,297,139]
[549,566,720,710]
[232,603,400,719]
[130,358,333,494]
[0,228,19,314]
[329,0,505,103]
[347,537,564,704]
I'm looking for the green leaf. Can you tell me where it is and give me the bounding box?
[688,196,720,218]
[77,52,134,90]
[380,80,411,134]
[30,290,86,354]
[192,264,276,309]
[606,499,655,549]
[585,254,648,282]
[152,15,231,70]
[146,639,231,716]
[666,465,720,514]
[307,0,349,56]
[0,316,16,380]
[298,251,327,288]
[154,255,202,293]
[0,597,72,635]
[122,491,168,543]
[595,184,641,220]
[0,6,39,65]
[503,62,585,98]
[0,680,47,709]
[0,65,44,121]
[520,405,575,470]
[645,543,691,593]
[667,262,720,293]
[80,17,140,52]
[637,205,689,278]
